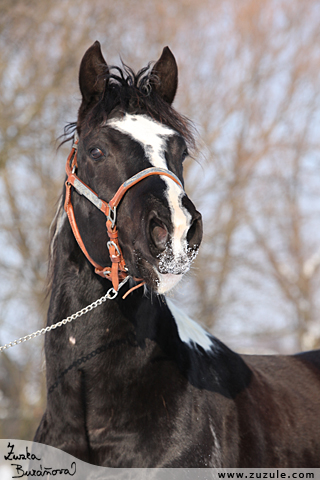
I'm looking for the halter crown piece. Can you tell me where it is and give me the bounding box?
[64,132,184,296]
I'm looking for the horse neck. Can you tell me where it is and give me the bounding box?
[47,210,251,401]
[47,210,169,347]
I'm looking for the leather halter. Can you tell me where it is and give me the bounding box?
[64,134,184,294]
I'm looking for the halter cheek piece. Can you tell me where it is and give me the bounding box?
[64,134,184,296]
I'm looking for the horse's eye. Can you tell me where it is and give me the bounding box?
[90,148,104,160]
[181,148,189,162]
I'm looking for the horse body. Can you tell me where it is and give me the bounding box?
[34,41,320,467]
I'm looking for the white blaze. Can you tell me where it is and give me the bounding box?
[107,114,192,293]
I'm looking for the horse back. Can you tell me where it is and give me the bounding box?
[233,350,320,467]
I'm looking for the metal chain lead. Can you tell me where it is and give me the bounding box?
[0,277,130,353]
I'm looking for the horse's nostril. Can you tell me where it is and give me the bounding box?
[150,218,169,252]
[186,213,203,250]
[187,221,197,245]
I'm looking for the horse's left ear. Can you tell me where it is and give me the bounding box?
[79,41,108,108]
[151,47,178,105]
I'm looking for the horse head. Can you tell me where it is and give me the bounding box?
[68,41,202,295]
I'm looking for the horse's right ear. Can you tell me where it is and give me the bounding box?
[151,47,178,105]
[79,41,108,108]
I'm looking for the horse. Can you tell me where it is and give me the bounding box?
[34,41,320,468]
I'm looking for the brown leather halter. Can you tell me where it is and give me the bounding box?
[64,134,184,295]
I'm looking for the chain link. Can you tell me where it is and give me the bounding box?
[0,277,130,353]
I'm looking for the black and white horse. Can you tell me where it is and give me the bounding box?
[34,41,320,468]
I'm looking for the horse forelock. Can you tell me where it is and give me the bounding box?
[77,63,197,154]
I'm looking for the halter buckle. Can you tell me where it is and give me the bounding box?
[107,240,121,257]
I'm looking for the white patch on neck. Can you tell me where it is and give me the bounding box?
[108,114,194,293]
[166,297,213,352]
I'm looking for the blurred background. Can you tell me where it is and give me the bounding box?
[1,0,320,439]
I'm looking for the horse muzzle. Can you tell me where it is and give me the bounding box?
[146,194,203,293]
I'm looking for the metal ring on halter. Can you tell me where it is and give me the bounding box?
[107,240,121,257]
[106,287,118,300]
[107,206,117,229]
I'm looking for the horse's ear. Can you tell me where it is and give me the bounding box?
[79,41,108,107]
[151,47,178,105]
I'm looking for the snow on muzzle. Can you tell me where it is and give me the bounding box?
[150,180,203,294]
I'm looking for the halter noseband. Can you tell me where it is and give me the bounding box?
[64,134,184,294]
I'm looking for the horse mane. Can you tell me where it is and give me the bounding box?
[47,195,64,294]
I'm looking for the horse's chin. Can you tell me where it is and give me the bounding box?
[131,256,185,294]
[155,272,184,294]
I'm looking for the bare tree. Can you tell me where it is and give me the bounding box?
[1,0,320,438]
[174,0,320,353]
